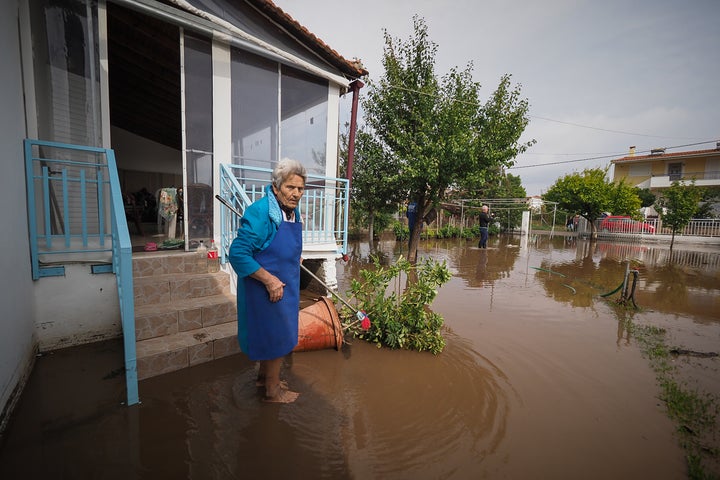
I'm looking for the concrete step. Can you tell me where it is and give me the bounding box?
[130,252,331,380]
[133,271,230,306]
[132,251,208,278]
[136,322,240,380]
[132,250,238,380]
[135,291,237,341]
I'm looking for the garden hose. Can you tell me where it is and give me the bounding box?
[600,282,624,298]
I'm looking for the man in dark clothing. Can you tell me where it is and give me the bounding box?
[478,205,491,248]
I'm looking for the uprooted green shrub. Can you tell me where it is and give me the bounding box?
[340,256,451,354]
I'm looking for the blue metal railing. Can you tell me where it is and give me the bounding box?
[24,139,138,406]
[218,163,349,262]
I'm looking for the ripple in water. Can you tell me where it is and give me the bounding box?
[286,331,514,479]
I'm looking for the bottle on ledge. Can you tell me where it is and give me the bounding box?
[207,240,220,273]
[196,240,207,273]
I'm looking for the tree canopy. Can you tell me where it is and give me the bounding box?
[543,167,641,237]
[635,187,656,208]
[360,16,533,261]
[352,128,403,240]
[657,180,701,249]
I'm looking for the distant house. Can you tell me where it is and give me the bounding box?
[527,196,544,212]
[611,145,720,192]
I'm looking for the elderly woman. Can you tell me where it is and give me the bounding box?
[228,159,306,403]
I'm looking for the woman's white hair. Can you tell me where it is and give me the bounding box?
[272,158,307,188]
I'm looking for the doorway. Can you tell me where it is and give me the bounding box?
[107,3,183,249]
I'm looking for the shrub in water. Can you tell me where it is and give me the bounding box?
[340,256,451,354]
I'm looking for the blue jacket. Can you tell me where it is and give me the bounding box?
[228,184,301,278]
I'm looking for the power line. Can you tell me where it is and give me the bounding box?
[508,140,720,170]
[375,83,707,141]
[528,115,706,140]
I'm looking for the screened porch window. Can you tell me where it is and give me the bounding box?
[231,49,278,171]
[281,67,328,175]
[184,32,214,243]
[29,0,101,147]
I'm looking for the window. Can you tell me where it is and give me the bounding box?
[29,0,101,146]
[231,49,279,170]
[281,66,328,175]
[668,163,682,181]
[184,32,213,241]
[629,163,650,177]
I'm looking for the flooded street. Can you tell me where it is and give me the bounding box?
[1,234,718,479]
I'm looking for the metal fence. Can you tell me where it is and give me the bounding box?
[592,217,720,237]
[217,164,350,263]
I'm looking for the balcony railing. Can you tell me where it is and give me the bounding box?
[649,171,720,188]
[217,163,349,263]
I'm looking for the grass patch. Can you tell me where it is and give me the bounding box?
[622,317,719,479]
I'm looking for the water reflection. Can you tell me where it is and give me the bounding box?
[6,234,714,478]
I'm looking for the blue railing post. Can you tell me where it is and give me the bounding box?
[24,139,138,406]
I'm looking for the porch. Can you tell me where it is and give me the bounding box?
[24,139,349,406]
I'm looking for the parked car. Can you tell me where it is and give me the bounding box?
[598,216,655,234]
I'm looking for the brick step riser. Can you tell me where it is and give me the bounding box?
[131,252,240,380]
[135,297,237,341]
[134,274,230,306]
[136,322,240,381]
[132,253,213,279]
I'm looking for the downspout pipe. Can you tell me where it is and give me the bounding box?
[346,79,364,189]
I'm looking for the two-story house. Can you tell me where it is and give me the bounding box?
[611,144,720,192]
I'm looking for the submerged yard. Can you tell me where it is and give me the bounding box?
[1,234,718,479]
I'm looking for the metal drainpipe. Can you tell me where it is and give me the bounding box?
[346,79,364,189]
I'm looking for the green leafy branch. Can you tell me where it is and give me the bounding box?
[340,256,451,354]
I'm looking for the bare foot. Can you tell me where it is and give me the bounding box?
[263,383,300,403]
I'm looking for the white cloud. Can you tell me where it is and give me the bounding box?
[281,0,720,196]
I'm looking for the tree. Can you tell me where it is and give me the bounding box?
[543,167,641,238]
[635,187,656,208]
[340,127,402,242]
[362,16,533,261]
[609,181,642,217]
[695,186,718,219]
[656,180,701,250]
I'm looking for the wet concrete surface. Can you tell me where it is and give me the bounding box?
[1,234,718,479]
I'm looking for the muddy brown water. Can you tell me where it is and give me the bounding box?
[1,234,718,479]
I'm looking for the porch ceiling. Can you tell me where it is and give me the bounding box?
[108,3,182,150]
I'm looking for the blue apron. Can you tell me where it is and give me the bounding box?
[238,219,302,361]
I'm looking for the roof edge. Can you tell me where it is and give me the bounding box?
[611,148,720,164]
[246,0,368,79]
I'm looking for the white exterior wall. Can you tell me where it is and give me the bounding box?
[32,265,122,351]
[0,0,39,431]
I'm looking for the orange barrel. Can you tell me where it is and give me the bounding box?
[293,296,344,352]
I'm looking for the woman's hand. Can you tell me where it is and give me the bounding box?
[265,276,285,303]
[250,268,285,302]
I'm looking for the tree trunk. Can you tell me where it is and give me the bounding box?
[407,203,427,263]
[368,211,375,245]
[588,217,598,240]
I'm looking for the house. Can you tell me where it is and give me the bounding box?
[0,0,366,427]
[611,144,720,192]
[527,196,544,212]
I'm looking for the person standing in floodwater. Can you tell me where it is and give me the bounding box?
[228,159,306,403]
[478,205,492,248]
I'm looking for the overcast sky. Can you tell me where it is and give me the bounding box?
[281,0,720,196]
